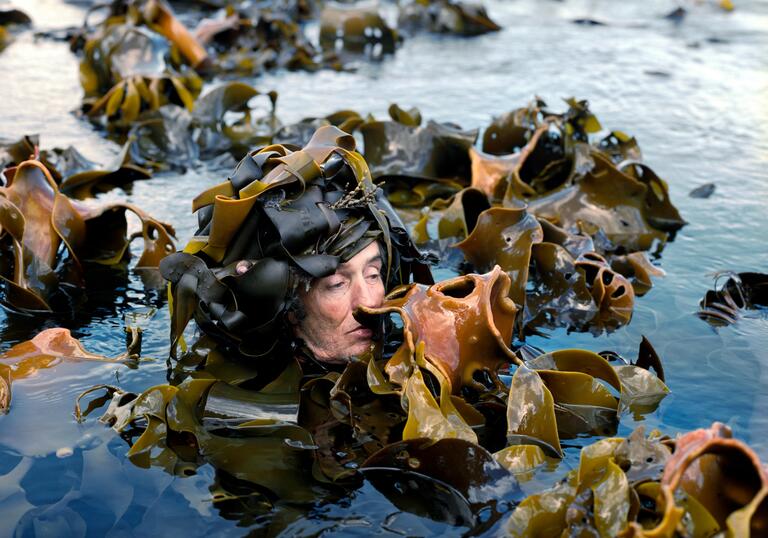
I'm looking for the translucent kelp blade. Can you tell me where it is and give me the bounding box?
[577,438,630,537]
[1,327,138,414]
[527,348,623,394]
[431,187,490,240]
[74,384,121,422]
[77,202,176,268]
[619,161,686,233]
[576,253,635,325]
[454,206,543,310]
[615,364,669,413]
[661,423,768,530]
[192,81,260,126]
[610,251,665,296]
[504,481,575,536]
[631,481,720,537]
[402,344,475,442]
[619,426,671,484]
[469,146,523,202]
[204,363,301,423]
[413,342,478,443]
[493,444,548,477]
[378,267,519,393]
[537,370,617,409]
[1,160,64,268]
[506,364,562,457]
[525,151,670,252]
[527,242,598,330]
[388,104,421,127]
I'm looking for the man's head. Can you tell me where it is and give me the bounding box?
[292,241,385,364]
[161,125,433,362]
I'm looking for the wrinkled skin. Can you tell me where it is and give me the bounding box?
[294,241,385,364]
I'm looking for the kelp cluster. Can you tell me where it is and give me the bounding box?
[110,91,682,333]
[0,139,175,313]
[333,98,684,334]
[69,0,500,141]
[505,423,768,537]
[68,263,766,533]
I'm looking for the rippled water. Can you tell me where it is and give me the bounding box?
[1,0,767,535]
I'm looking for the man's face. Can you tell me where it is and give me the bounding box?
[294,241,385,364]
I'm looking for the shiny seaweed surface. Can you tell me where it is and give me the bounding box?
[1,0,767,535]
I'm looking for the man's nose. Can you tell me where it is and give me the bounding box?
[351,277,380,308]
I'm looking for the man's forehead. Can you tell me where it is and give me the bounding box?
[336,244,383,271]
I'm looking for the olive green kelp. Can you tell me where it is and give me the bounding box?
[160,125,433,361]
[78,0,206,129]
[405,98,680,334]
[0,157,175,313]
[320,3,399,55]
[504,423,768,538]
[75,323,669,533]
[0,134,152,198]
[398,0,501,37]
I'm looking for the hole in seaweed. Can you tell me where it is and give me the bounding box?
[146,225,159,240]
[436,279,476,298]
[611,285,625,299]
[602,271,614,286]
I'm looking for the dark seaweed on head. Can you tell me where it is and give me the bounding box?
[160,125,433,363]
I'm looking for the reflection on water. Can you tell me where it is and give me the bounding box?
[1,0,768,534]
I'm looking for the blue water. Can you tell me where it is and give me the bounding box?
[0,0,767,535]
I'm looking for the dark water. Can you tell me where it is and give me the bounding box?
[0,0,767,535]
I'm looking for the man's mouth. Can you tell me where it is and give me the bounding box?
[349,326,373,338]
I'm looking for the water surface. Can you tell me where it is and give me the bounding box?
[0,0,767,535]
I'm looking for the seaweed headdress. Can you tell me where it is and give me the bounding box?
[160,126,433,360]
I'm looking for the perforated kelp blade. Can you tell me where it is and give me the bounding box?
[359,266,520,395]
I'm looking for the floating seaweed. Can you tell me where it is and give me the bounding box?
[0,7,31,50]
[698,271,768,325]
[0,327,139,413]
[505,423,767,537]
[0,157,175,313]
[398,0,501,36]
[78,1,206,129]
[319,3,399,56]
